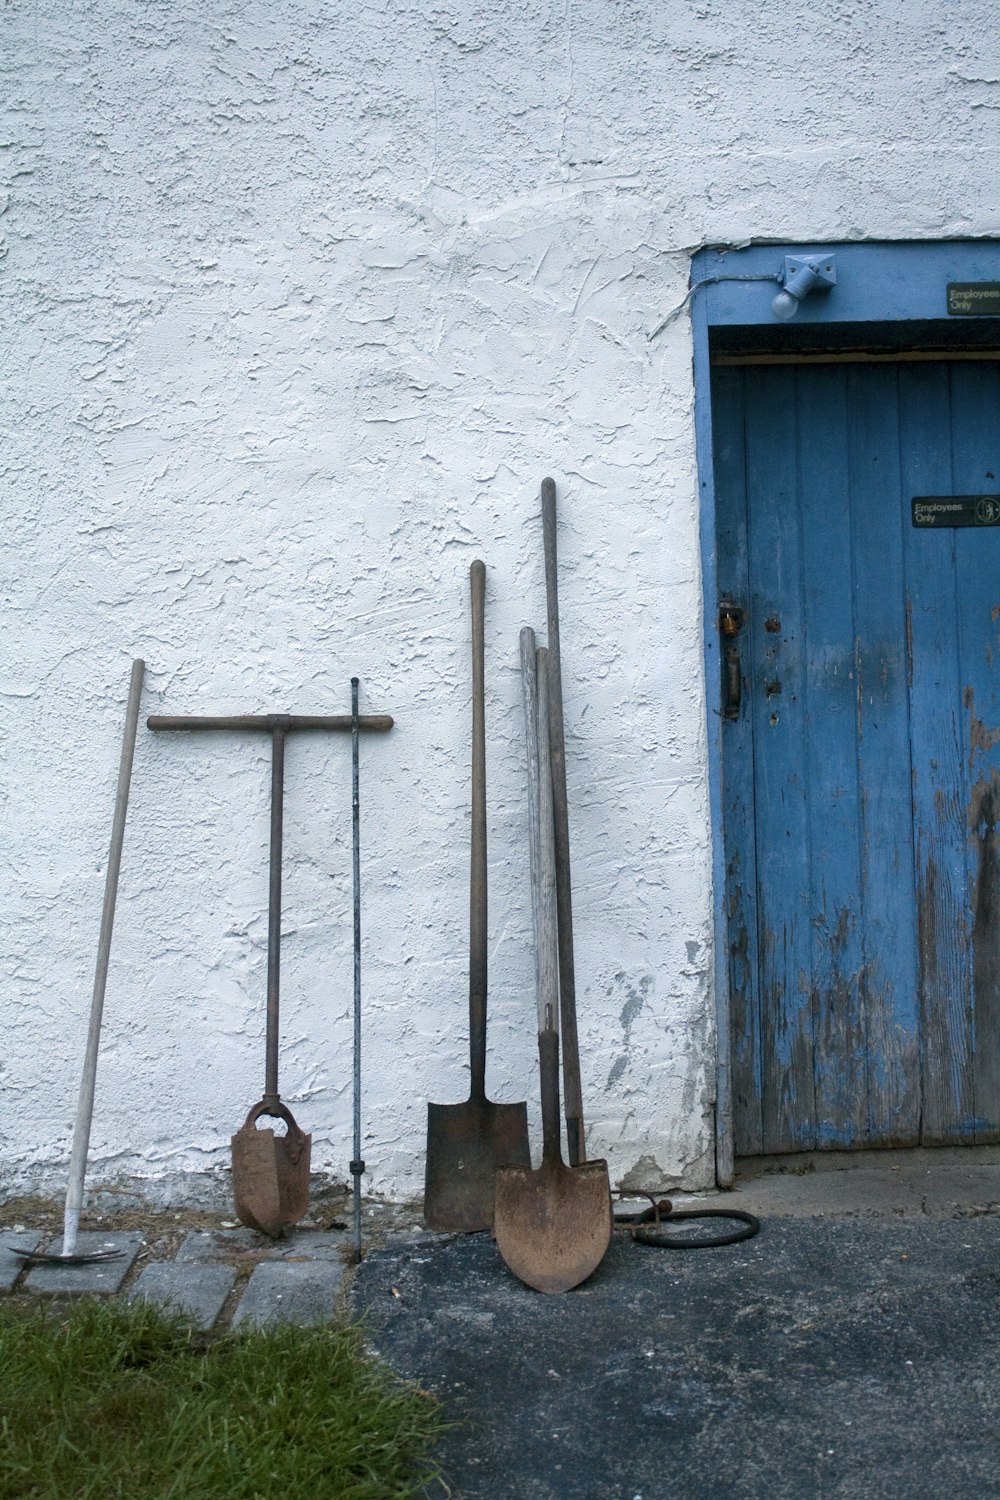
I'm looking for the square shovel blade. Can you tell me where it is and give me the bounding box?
[232,1103,312,1238]
[424,1098,530,1233]
[494,1156,612,1293]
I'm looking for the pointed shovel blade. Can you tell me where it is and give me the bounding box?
[424,1098,530,1232]
[494,1156,612,1293]
[232,1101,312,1238]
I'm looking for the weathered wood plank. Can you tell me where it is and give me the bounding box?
[949,361,1000,1142]
[797,366,871,1146]
[900,362,975,1143]
[712,368,764,1157]
[847,365,921,1146]
[744,367,816,1152]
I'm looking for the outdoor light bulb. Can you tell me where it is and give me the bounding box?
[771,257,836,321]
[772,288,800,320]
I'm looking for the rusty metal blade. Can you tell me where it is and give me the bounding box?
[494,1156,612,1294]
[232,1102,311,1238]
[424,1098,530,1232]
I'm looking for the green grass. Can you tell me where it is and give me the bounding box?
[0,1298,443,1500]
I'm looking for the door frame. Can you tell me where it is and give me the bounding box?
[691,239,1000,1185]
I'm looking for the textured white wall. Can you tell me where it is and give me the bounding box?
[2,0,997,1203]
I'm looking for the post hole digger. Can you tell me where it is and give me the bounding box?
[149,703,393,1238]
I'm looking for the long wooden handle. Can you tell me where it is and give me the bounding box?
[541,477,585,1164]
[468,560,488,1099]
[63,658,145,1257]
[520,630,542,1020]
[534,648,560,1038]
[537,1028,563,1169]
[148,714,393,732]
[523,639,563,1166]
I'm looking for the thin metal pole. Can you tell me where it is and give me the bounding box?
[350,677,365,1264]
[62,659,145,1257]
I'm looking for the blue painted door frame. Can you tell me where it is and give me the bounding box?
[693,241,1000,1184]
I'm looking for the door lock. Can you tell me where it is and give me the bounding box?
[719,598,745,637]
[718,598,744,720]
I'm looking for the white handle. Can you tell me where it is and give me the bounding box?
[63,658,145,1256]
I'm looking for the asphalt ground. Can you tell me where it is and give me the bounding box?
[352,1157,1000,1500]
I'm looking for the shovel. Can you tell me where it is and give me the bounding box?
[494,639,611,1293]
[424,560,530,1232]
[541,477,585,1167]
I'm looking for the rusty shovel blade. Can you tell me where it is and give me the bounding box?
[232,1100,312,1238]
[425,1097,530,1233]
[494,1155,611,1294]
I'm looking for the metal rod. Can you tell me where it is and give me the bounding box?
[350,677,364,1264]
[148,714,393,733]
[63,659,145,1258]
[264,725,285,1106]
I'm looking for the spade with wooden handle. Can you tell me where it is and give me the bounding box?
[541,477,586,1167]
[424,561,530,1232]
[494,635,611,1293]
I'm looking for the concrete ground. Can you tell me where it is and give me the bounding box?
[3,1150,1000,1498]
[353,1149,1000,1500]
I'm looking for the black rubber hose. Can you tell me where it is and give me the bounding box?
[631,1208,761,1250]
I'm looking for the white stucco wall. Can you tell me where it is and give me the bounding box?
[2,0,998,1204]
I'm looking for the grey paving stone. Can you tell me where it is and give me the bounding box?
[274,1229,348,1261]
[0,1232,43,1292]
[129,1262,236,1330]
[176,1230,239,1263]
[231,1258,344,1328]
[177,1227,347,1264]
[23,1233,145,1295]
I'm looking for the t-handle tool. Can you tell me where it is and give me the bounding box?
[148,703,394,1237]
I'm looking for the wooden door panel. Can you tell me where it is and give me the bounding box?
[798,368,870,1147]
[716,359,1000,1154]
[844,366,921,1145]
[899,363,974,1143]
[713,367,764,1155]
[744,367,816,1152]
[947,363,1000,1139]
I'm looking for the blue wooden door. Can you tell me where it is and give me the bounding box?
[714,359,1000,1154]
